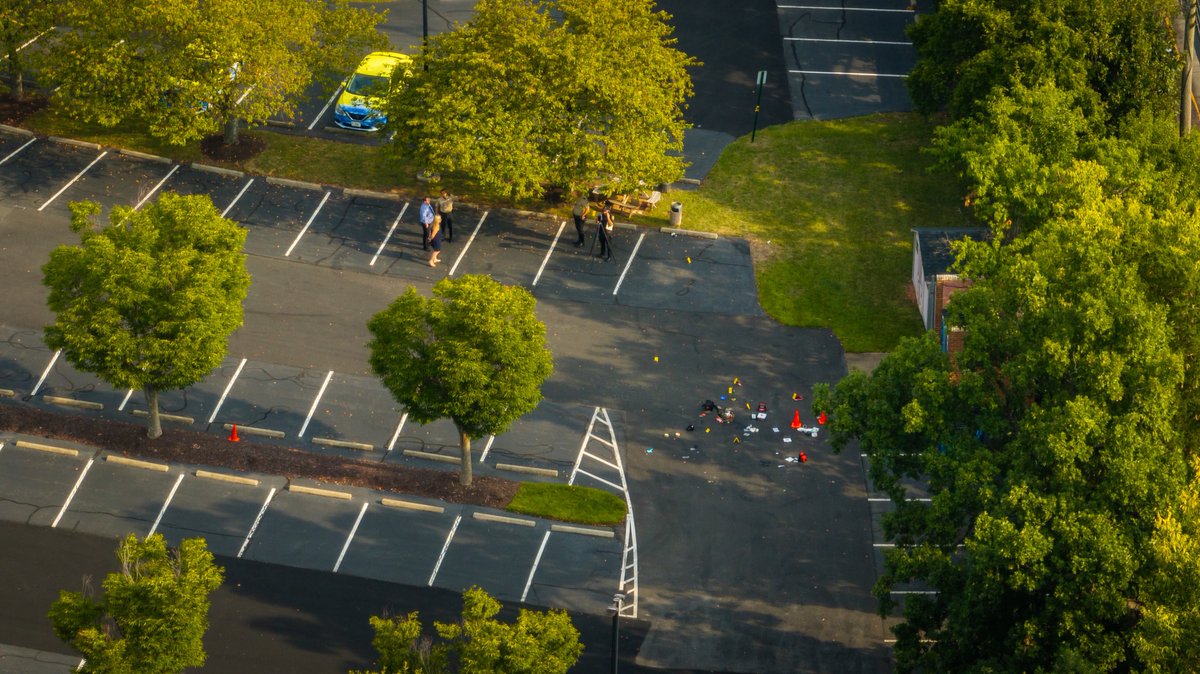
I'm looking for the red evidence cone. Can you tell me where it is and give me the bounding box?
[799,451,808,463]
[818,411,827,425]
[228,424,240,442]
[790,409,801,429]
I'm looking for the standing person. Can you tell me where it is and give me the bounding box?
[595,203,614,261]
[419,196,435,251]
[428,214,443,267]
[437,190,455,242]
[571,195,590,246]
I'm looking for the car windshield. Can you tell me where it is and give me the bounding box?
[346,73,389,96]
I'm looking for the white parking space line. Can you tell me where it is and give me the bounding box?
[477,434,496,463]
[611,232,646,296]
[521,530,551,603]
[386,412,409,452]
[0,29,49,59]
[785,37,912,45]
[298,370,334,437]
[208,357,247,424]
[869,497,932,502]
[118,389,134,411]
[237,486,277,558]
[147,473,186,537]
[531,221,565,286]
[309,83,344,131]
[789,70,909,78]
[235,84,255,107]
[284,190,331,256]
[447,211,489,276]
[131,164,180,210]
[370,202,410,265]
[220,178,255,218]
[0,136,36,166]
[780,5,914,11]
[51,458,95,528]
[333,501,369,573]
[428,514,462,586]
[38,151,108,212]
[569,407,602,484]
[30,349,61,396]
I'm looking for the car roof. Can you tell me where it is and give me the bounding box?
[355,51,412,78]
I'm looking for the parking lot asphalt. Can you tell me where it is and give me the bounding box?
[0,125,892,672]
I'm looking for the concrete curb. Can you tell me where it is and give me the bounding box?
[266,119,297,129]
[48,136,102,150]
[105,454,170,472]
[344,187,402,201]
[288,483,353,500]
[0,388,14,397]
[196,469,259,486]
[266,175,323,191]
[131,409,194,425]
[403,449,461,464]
[663,227,719,239]
[551,524,616,538]
[14,440,79,457]
[43,396,103,411]
[223,423,285,439]
[473,512,536,527]
[0,123,34,136]
[504,207,559,223]
[119,148,171,164]
[495,462,558,477]
[381,498,445,513]
[312,437,373,451]
[191,163,244,178]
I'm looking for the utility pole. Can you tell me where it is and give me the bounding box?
[422,0,429,71]
[751,70,767,142]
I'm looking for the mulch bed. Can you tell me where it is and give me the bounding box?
[200,132,266,162]
[0,402,519,510]
[0,94,49,125]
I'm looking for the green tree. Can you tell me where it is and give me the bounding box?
[908,0,1177,127]
[0,0,61,99]
[367,275,553,486]
[352,586,582,674]
[49,534,224,674]
[387,0,695,200]
[814,206,1194,670]
[45,0,385,146]
[42,193,250,438]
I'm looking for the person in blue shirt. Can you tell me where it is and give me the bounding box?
[419,196,435,251]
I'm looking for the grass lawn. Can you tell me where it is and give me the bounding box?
[23,106,966,352]
[638,113,969,352]
[506,482,627,526]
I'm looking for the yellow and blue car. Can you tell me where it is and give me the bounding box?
[333,51,411,132]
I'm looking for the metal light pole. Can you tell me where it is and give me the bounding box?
[422,0,429,71]
[608,593,627,674]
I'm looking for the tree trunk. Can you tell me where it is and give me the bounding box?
[457,425,472,487]
[1183,0,1197,136]
[223,116,240,146]
[6,52,22,100]
[145,386,163,439]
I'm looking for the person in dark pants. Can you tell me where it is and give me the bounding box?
[571,195,590,246]
[595,203,614,261]
[437,190,455,242]
[419,196,434,251]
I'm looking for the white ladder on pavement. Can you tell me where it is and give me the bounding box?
[569,406,638,618]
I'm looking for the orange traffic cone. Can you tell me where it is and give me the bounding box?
[818,411,827,425]
[790,410,801,429]
[228,424,240,442]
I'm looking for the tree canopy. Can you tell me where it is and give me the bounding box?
[814,200,1200,670]
[42,193,250,438]
[0,0,61,99]
[44,0,385,145]
[49,534,224,674]
[386,0,696,200]
[351,586,582,674]
[907,0,1178,127]
[367,275,553,486]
